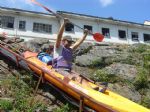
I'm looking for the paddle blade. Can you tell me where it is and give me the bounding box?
[93,33,104,42]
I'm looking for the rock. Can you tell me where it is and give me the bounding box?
[43,92,56,101]
[23,38,54,52]
[46,105,58,112]
[105,63,137,81]
[73,42,93,57]
[72,64,95,76]
[108,83,141,102]
[75,45,124,67]
[75,55,101,67]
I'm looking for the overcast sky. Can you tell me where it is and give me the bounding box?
[0,0,149,23]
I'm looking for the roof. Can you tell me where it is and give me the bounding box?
[57,11,148,27]
[0,6,53,16]
[0,6,150,28]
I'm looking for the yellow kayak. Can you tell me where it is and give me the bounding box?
[23,51,150,112]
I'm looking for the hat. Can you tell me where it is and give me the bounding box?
[62,35,74,42]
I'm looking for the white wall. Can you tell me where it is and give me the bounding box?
[0,9,150,44]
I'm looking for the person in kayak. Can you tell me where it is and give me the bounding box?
[53,18,89,72]
[53,18,107,93]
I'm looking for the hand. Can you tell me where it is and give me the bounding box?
[64,18,70,24]
[84,29,89,35]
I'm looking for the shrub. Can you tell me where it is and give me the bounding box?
[90,69,120,83]
[130,44,147,53]
[54,104,70,112]
[141,95,150,108]
[143,54,150,71]
[0,99,13,110]
[133,68,149,90]
[90,57,113,68]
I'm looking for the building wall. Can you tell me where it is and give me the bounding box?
[0,8,150,44]
[0,11,60,41]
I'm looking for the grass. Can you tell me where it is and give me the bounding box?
[0,99,13,111]
[133,68,149,90]
[141,95,150,108]
[0,75,47,112]
[90,57,113,68]
[53,104,70,112]
[90,69,122,83]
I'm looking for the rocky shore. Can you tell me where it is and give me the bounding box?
[0,38,150,111]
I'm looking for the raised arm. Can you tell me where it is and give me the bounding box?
[55,18,69,48]
[71,29,89,50]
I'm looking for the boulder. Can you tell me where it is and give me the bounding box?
[105,63,137,81]
[23,38,54,52]
[75,45,123,67]
[73,42,93,57]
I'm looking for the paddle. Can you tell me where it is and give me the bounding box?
[30,0,104,42]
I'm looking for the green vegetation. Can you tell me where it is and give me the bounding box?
[90,69,121,83]
[90,44,150,109]
[133,68,149,90]
[0,76,47,112]
[129,44,148,53]
[141,95,150,108]
[53,104,70,112]
[0,99,13,111]
[90,57,113,68]
[82,46,92,54]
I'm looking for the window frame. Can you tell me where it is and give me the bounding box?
[118,30,127,40]
[143,33,150,42]
[102,28,110,38]
[131,32,139,42]
[19,20,26,31]
[33,22,52,34]
[84,25,93,32]
[0,16,14,29]
[65,23,74,33]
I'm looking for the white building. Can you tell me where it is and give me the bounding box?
[0,6,150,44]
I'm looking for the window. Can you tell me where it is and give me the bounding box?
[84,25,93,32]
[143,34,150,42]
[102,28,110,38]
[0,16,14,29]
[131,32,139,41]
[65,23,74,32]
[19,21,26,30]
[118,30,126,39]
[33,23,52,33]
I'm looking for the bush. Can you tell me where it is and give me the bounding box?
[0,76,47,112]
[54,104,70,112]
[143,54,150,71]
[11,78,47,112]
[141,95,150,108]
[133,68,149,90]
[0,99,13,110]
[90,69,120,83]
[90,57,113,68]
[130,44,148,53]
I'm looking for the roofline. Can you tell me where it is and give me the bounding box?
[0,6,149,28]
[57,11,147,27]
[0,6,53,16]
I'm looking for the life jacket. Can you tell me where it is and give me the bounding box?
[54,45,73,70]
[37,52,53,65]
